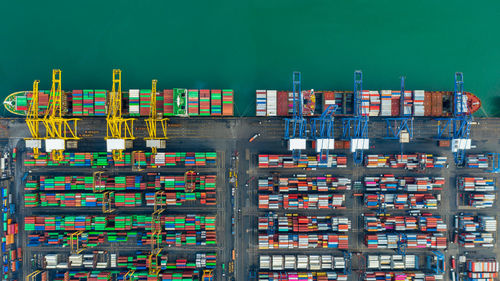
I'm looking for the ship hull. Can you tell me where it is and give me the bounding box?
[256,89,481,117]
[3,88,235,117]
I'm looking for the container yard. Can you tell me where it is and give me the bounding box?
[0,69,499,281]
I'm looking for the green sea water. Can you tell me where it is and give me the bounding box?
[1,0,500,116]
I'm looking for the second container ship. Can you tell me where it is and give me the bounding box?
[256,89,481,117]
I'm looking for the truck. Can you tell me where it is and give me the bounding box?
[248,133,261,142]
[450,256,457,281]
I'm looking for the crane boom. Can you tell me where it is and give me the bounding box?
[106,69,135,161]
[41,70,80,161]
[25,80,42,158]
[145,79,168,155]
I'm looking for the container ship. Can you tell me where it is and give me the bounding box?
[256,89,481,117]
[3,88,234,117]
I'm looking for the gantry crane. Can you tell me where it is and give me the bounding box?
[92,171,114,213]
[69,230,86,254]
[25,80,43,159]
[343,251,352,275]
[385,77,414,157]
[427,251,445,274]
[487,153,500,173]
[42,69,80,161]
[397,233,407,257]
[310,104,338,163]
[148,189,167,276]
[202,269,214,281]
[342,71,369,165]
[284,72,308,161]
[145,79,168,155]
[435,72,472,166]
[123,270,136,281]
[106,69,135,161]
[184,170,197,192]
[26,270,46,281]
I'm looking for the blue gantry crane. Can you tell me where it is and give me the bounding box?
[487,153,500,173]
[435,72,472,166]
[427,251,445,274]
[385,77,414,143]
[376,193,386,216]
[342,71,369,165]
[284,72,308,161]
[310,104,338,163]
[343,251,352,275]
[397,233,407,256]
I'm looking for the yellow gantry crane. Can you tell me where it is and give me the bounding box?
[148,190,167,276]
[25,270,46,281]
[92,171,114,213]
[25,80,43,159]
[69,230,86,254]
[42,69,80,161]
[145,79,168,155]
[106,69,135,161]
[123,269,136,281]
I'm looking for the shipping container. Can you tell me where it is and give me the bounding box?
[258,154,347,169]
[364,154,447,169]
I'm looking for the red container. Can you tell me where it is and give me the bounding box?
[163,89,174,115]
[277,91,289,116]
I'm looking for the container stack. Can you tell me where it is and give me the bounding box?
[258,272,347,281]
[93,90,107,116]
[259,213,351,233]
[459,214,497,248]
[458,177,496,192]
[25,215,216,246]
[128,89,140,116]
[465,259,499,281]
[188,89,199,116]
[369,91,380,116]
[83,90,94,116]
[199,89,210,116]
[364,154,447,169]
[364,214,446,232]
[258,154,347,169]
[139,89,151,116]
[403,91,413,115]
[380,90,392,116]
[364,175,444,192]
[364,272,435,281]
[365,233,446,249]
[467,194,496,208]
[258,175,351,192]
[466,154,489,169]
[258,233,348,249]
[391,91,401,116]
[266,90,277,116]
[210,89,222,116]
[222,89,234,116]
[366,255,419,270]
[15,95,28,112]
[364,193,438,210]
[361,90,370,116]
[260,255,346,271]
[258,194,345,210]
[71,90,83,116]
[256,90,267,116]
[413,90,425,116]
[163,89,174,116]
[24,151,216,168]
[276,91,288,116]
